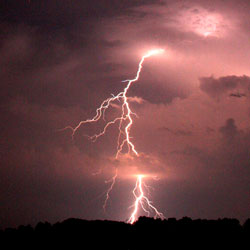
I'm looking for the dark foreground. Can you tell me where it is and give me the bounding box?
[1,217,250,249]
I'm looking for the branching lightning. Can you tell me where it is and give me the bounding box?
[63,48,165,223]
[128,175,164,224]
[63,49,164,158]
[103,168,118,211]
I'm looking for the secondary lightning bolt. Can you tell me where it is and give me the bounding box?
[103,168,118,211]
[128,175,164,224]
[62,48,164,219]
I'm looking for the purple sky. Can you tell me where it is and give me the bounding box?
[1,0,250,228]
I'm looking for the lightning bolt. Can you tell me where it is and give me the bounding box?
[62,48,165,221]
[103,168,118,211]
[128,175,164,224]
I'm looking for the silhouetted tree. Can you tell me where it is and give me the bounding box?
[243,218,250,233]
[1,216,249,248]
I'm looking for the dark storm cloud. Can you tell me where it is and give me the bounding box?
[159,127,192,136]
[164,116,250,220]
[219,118,238,139]
[0,0,162,26]
[0,23,125,109]
[199,75,250,98]
[215,120,250,205]
[130,76,187,104]
[0,0,164,109]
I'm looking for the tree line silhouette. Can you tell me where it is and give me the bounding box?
[1,216,250,249]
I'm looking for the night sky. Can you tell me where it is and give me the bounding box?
[1,0,250,229]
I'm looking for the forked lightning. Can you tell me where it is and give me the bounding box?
[63,49,165,223]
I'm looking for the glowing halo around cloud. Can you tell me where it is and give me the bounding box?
[174,7,229,38]
[144,48,165,57]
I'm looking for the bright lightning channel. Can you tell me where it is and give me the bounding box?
[128,175,164,224]
[63,48,164,159]
[63,48,165,223]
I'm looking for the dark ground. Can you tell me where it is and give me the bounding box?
[1,216,250,249]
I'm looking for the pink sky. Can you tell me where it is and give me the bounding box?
[0,0,250,228]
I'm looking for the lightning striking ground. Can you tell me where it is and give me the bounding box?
[63,48,165,223]
[128,175,164,224]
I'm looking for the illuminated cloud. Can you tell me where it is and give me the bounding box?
[176,7,228,37]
